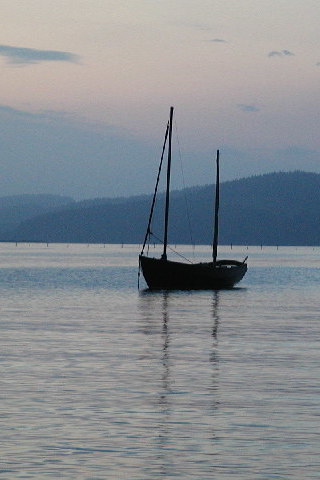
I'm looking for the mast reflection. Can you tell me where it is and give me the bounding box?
[209,291,220,417]
[138,289,221,471]
[212,290,220,340]
[160,291,170,400]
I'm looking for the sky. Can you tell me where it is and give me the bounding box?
[1,0,320,199]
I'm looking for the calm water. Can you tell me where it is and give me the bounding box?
[1,243,320,479]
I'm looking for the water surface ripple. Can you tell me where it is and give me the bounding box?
[1,244,320,479]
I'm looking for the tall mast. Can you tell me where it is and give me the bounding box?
[212,149,220,266]
[161,106,174,260]
[140,121,169,256]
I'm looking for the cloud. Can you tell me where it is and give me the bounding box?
[268,50,295,58]
[0,45,80,65]
[1,103,320,200]
[237,104,260,113]
[208,38,227,43]
[268,51,282,57]
[0,104,72,123]
[0,104,159,199]
[0,104,47,118]
[282,50,294,56]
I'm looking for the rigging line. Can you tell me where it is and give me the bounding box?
[173,119,195,250]
[140,122,169,256]
[150,232,193,264]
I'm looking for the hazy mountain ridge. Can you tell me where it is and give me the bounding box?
[0,194,74,236]
[1,171,320,245]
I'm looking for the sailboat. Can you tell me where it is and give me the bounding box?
[139,106,247,290]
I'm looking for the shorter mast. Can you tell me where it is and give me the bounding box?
[161,106,174,260]
[212,149,220,266]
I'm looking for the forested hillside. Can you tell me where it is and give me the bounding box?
[0,194,74,237]
[1,171,320,246]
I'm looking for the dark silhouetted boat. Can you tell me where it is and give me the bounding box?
[139,106,247,290]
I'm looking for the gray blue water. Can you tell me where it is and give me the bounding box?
[1,243,320,479]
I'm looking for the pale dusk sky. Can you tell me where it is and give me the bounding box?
[0,0,319,198]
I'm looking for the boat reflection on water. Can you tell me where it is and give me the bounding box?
[138,290,221,468]
[210,291,220,416]
[211,290,219,355]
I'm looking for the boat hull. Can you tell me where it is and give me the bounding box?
[139,255,247,290]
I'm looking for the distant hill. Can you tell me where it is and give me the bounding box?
[0,194,74,237]
[2,171,320,246]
